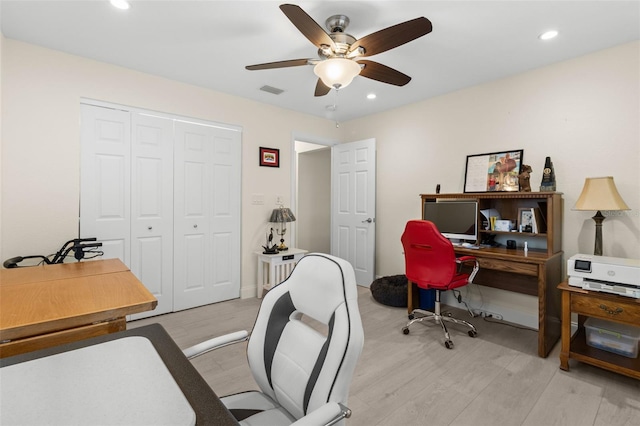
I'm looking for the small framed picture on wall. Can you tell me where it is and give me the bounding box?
[259,147,279,168]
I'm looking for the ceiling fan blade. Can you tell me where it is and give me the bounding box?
[280,4,336,49]
[246,59,311,70]
[358,60,411,86]
[314,79,331,97]
[350,17,432,57]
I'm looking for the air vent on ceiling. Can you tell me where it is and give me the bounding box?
[260,85,284,95]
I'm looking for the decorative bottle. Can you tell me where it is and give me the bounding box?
[539,157,556,192]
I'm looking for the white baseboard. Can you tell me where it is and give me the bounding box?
[241,285,258,299]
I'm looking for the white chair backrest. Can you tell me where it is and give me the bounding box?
[246,253,364,420]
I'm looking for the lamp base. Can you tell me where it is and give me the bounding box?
[592,210,605,256]
[277,240,289,251]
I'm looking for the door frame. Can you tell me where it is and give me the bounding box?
[290,133,338,249]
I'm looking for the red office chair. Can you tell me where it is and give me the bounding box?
[401,220,479,349]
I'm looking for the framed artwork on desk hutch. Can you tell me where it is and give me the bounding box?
[464,149,524,193]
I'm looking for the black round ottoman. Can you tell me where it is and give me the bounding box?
[370,275,407,307]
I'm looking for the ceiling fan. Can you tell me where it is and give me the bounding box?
[246,4,433,97]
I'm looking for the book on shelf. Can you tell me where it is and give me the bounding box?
[530,207,547,234]
[537,201,548,224]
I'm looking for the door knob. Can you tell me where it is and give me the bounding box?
[362,218,373,223]
[193,224,198,229]
[148,226,153,230]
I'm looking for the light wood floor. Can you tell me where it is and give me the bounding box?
[130,287,640,426]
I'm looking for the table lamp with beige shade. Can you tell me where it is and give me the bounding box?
[573,176,629,256]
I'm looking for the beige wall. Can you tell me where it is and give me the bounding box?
[0,39,339,297]
[0,32,3,263]
[339,41,640,325]
[297,147,331,253]
[1,37,639,323]
[0,32,4,262]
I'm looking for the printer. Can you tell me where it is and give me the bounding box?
[567,254,640,298]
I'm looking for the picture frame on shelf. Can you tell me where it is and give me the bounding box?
[259,147,279,168]
[464,149,524,192]
[518,207,534,233]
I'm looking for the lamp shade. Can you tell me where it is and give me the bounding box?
[573,176,629,211]
[314,58,361,90]
[269,207,296,223]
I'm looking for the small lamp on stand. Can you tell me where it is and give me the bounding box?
[269,206,296,251]
[573,176,629,256]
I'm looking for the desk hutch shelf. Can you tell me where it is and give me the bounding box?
[413,192,564,357]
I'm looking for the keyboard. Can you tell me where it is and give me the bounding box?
[453,243,480,249]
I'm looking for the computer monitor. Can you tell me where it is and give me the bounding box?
[422,201,478,243]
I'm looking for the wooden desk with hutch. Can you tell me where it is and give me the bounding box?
[409,192,564,357]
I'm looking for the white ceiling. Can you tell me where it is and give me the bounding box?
[1,1,638,122]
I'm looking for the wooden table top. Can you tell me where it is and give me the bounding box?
[0,258,129,286]
[0,259,157,341]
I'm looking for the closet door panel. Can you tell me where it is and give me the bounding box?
[210,130,241,301]
[173,122,214,311]
[80,104,131,264]
[183,234,206,290]
[129,114,174,319]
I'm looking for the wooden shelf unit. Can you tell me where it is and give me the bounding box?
[421,191,562,255]
[414,192,564,357]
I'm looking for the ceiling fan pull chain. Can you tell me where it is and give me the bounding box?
[334,89,340,128]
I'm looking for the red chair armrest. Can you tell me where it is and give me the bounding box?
[456,256,479,283]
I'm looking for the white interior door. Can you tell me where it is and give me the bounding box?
[173,121,241,310]
[129,113,174,319]
[331,138,376,286]
[80,104,131,264]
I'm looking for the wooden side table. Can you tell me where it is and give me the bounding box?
[558,281,640,380]
[256,248,308,298]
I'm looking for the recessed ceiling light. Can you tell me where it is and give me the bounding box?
[110,0,130,10]
[539,30,558,41]
[367,93,377,100]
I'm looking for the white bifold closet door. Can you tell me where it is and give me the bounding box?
[173,121,241,311]
[80,103,241,319]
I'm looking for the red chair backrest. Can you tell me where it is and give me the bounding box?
[401,220,457,289]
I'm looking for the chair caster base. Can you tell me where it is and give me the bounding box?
[402,327,410,335]
[468,330,477,338]
[408,314,415,320]
[445,340,454,349]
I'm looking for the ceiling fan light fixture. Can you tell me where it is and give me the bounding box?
[314,58,361,90]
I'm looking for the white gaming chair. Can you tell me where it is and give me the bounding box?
[183,253,364,426]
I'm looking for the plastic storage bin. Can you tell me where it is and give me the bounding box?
[584,317,640,358]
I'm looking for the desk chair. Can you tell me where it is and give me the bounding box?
[401,220,479,349]
[183,253,364,426]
